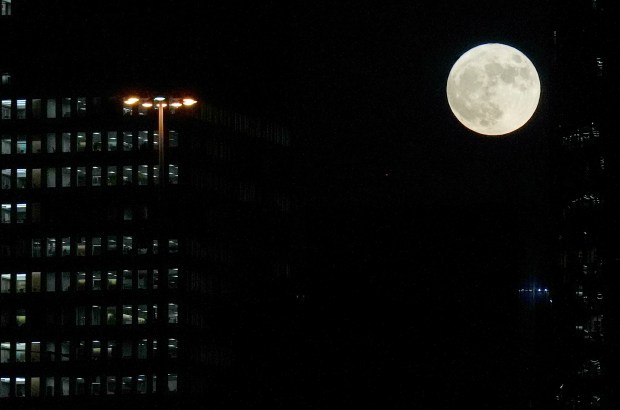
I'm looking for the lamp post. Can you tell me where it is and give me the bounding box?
[123,96,197,188]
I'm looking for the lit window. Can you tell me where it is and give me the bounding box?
[0,273,10,293]
[46,99,56,118]
[46,272,55,292]
[61,272,70,291]
[31,134,42,153]
[31,342,40,362]
[139,131,148,150]
[153,165,160,185]
[61,167,71,187]
[15,273,25,293]
[76,132,86,152]
[61,98,71,118]
[92,340,101,360]
[1,72,10,84]
[16,309,26,326]
[168,268,178,289]
[1,135,10,154]
[16,135,25,153]
[107,131,117,151]
[137,375,146,394]
[77,166,86,187]
[2,169,11,189]
[62,132,71,152]
[169,130,178,147]
[168,239,179,253]
[16,203,26,223]
[168,374,177,392]
[32,99,42,118]
[169,164,178,184]
[0,342,9,363]
[45,377,55,397]
[92,271,101,290]
[1,99,11,120]
[46,167,56,188]
[16,99,25,119]
[61,237,70,256]
[107,306,117,325]
[1,204,11,223]
[107,271,117,290]
[61,377,69,395]
[168,339,178,358]
[107,236,117,253]
[77,97,86,116]
[168,303,178,324]
[107,165,117,186]
[77,237,86,256]
[121,376,132,395]
[16,342,25,362]
[31,272,41,292]
[16,377,25,397]
[138,305,147,324]
[123,132,133,151]
[77,271,86,290]
[16,169,25,188]
[123,305,133,325]
[123,166,132,185]
[123,236,132,254]
[92,132,102,151]
[138,164,148,185]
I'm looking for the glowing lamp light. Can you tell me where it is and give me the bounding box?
[182,98,197,106]
[154,96,166,102]
[142,102,153,108]
[124,97,139,105]
[170,102,183,108]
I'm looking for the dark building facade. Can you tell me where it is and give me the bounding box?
[549,0,618,408]
[0,3,299,408]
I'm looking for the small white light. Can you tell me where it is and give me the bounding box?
[154,96,166,102]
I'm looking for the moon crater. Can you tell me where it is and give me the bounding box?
[446,43,540,136]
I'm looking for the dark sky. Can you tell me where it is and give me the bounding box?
[12,1,560,406]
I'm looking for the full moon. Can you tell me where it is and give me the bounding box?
[446,43,540,136]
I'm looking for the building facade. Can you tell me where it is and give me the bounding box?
[549,0,617,408]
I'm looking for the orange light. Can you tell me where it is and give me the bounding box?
[142,102,153,107]
[182,98,197,106]
[155,103,168,108]
[124,97,139,105]
[170,102,183,107]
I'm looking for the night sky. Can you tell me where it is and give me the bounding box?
[13,0,561,407]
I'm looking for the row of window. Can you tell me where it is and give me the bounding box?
[1,130,178,154]
[0,164,178,190]
[1,338,177,363]
[1,268,179,294]
[30,237,178,257]
[0,374,177,398]
[1,98,87,120]
[0,303,179,328]
[1,1,10,17]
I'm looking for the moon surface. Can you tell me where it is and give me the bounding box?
[446,43,540,136]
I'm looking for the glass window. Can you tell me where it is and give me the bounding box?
[16,168,26,188]
[0,273,10,293]
[107,131,117,151]
[107,271,117,290]
[46,99,56,118]
[76,306,86,325]
[107,236,117,253]
[76,377,85,395]
[138,164,148,185]
[168,303,178,324]
[1,99,11,120]
[46,133,56,153]
[61,342,70,362]
[106,165,117,186]
[1,72,10,85]
[92,132,102,151]
[168,268,178,289]
[169,164,178,184]
[76,132,86,152]
[62,167,71,187]
[92,237,101,255]
[123,236,132,254]
[61,272,70,291]
[123,132,133,151]
[92,271,101,290]
[77,166,86,187]
[46,167,56,188]
[92,340,101,359]
[153,165,160,185]
[138,270,147,289]
[77,97,86,116]
[46,272,55,292]
[107,376,116,395]
[37,243,53,265]
[152,375,157,393]
[16,135,26,153]
[2,169,10,189]
[168,374,177,392]
[123,165,132,185]
[123,207,133,221]
[16,99,26,119]
[139,130,148,150]
[92,166,101,186]
[32,99,42,119]
[77,237,86,256]
[138,340,147,359]
[77,271,86,290]
[16,309,26,326]
[122,376,132,394]
[107,306,117,325]
[13,342,24,362]
[169,239,179,253]
[31,134,42,153]
[1,135,10,154]
[61,98,71,118]
[62,132,71,152]
[16,203,26,223]
[31,342,41,362]
[169,130,178,147]
[16,273,25,292]
[168,339,178,358]
[45,377,55,397]
[123,305,133,325]
[45,342,55,362]
[0,342,9,363]
[31,271,41,292]
[61,237,70,256]
[32,168,41,188]
[61,377,69,396]
[123,270,132,290]
[153,269,159,289]
[1,204,11,223]
[122,341,132,359]
[138,305,147,324]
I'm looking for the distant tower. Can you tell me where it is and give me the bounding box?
[550,0,616,407]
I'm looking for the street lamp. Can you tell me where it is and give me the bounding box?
[123,95,197,188]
